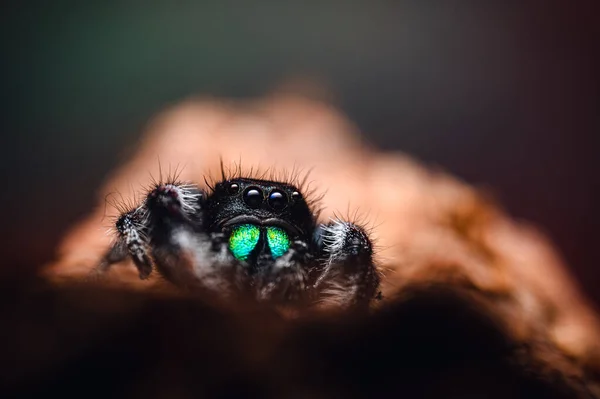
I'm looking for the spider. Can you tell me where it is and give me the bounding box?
[96,168,381,309]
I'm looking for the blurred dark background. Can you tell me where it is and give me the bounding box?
[1,2,598,304]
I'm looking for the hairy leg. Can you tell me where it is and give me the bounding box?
[313,220,381,308]
[95,208,153,279]
[145,183,247,296]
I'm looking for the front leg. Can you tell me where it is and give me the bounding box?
[313,220,381,309]
[146,183,247,297]
[94,207,153,280]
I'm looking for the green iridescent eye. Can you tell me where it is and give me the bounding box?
[266,226,290,259]
[229,224,260,261]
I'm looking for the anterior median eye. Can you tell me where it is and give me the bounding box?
[266,226,291,259]
[229,224,260,261]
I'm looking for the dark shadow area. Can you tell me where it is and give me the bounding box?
[0,278,591,398]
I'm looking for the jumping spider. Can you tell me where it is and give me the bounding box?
[97,169,381,309]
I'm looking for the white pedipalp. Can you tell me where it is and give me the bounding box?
[164,183,202,218]
[321,218,350,261]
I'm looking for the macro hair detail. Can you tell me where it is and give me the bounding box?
[96,163,381,309]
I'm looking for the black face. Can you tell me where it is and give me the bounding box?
[205,178,315,241]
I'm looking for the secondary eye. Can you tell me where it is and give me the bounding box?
[229,224,260,261]
[268,190,288,210]
[227,182,240,194]
[266,226,291,259]
[243,187,263,208]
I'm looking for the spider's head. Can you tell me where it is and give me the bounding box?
[207,178,316,263]
[210,178,314,236]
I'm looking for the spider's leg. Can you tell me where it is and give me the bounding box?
[256,240,310,303]
[145,183,246,295]
[95,208,153,279]
[94,239,127,276]
[313,220,380,308]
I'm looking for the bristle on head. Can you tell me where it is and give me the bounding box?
[203,158,324,216]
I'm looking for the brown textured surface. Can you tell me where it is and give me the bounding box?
[42,93,600,396]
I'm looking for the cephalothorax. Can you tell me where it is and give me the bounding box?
[97,170,381,309]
